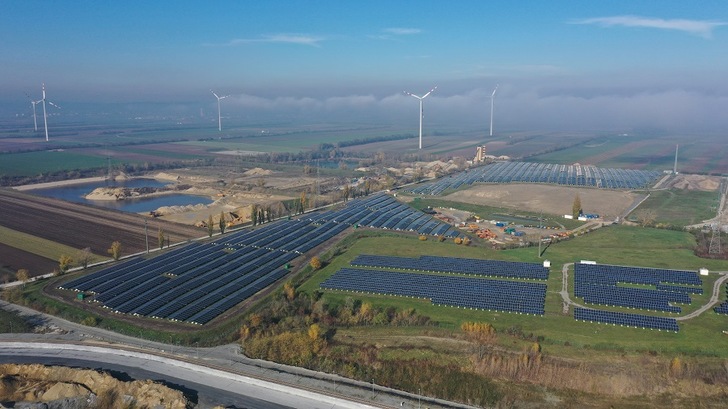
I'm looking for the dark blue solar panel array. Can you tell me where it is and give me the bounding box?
[574,263,702,314]
[60,192,462,324]
[407,162,662,195]
[574,307,679,332]
[305,193,462,238]
[350,254,549,280]
[714,284,728,315]
[321,268,546,315]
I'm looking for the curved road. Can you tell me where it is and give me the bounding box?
[0,342,367,409]
[559,262,728,321]
[0,300,472,409]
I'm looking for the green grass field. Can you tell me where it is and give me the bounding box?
[0,151,107,177]
[630,189,720,226]
[301,226,728,359]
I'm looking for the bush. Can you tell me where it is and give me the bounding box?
[419,235,427,241]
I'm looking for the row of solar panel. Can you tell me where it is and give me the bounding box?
[574,307,679,332]
[61,191,458,325]
[305,194,462,237]
[574,263,700,313]
[350,254,549,280]
[407,161,662,195]
[320,268,546,315]
[575,263,702,286]
[714,284,728,315]
[59,215,353,324]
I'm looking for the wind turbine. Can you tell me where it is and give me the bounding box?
[210,89,230,131]
[404,86,437,149]
[25,94,42,132]
[489,84,499,137]
[40,83,61,142]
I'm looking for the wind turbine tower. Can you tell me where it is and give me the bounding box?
[673,144,679,174]
[40,83,61,142]
[210,89,230,131]
[489,84,499,137]
[404,86,437,149]
[26,94,42,132]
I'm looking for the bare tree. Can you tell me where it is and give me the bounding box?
[635,209,657,227]
[158,227,165,249]
[75,247,93,269]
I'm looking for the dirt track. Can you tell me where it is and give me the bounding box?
[0,189,204,258]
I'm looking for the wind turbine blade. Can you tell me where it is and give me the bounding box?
[211,89,220,99]
[491,84,499,97]
[220,95,230,100]
[48,101,61,109]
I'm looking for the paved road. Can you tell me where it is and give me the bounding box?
[558,262,728,321]
[0,300,473,409]
[0,352,290,409]
[0,342,365,409]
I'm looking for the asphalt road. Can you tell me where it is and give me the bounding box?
[0,300,470,409]
[0,342,373,409]
[0,354,289,409]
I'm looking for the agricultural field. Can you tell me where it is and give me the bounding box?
[527,133,728,175]
[0,189,203,266]
[0,150,108,177]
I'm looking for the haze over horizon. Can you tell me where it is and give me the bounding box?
[3,1,728,132]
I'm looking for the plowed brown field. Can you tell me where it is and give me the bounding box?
[0,189,204,258]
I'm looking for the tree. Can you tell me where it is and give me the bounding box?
[635,209,657,227]
[250,204,258,226]
[572,194,582,219]
[108,241,122,261]
[16,269,29,286]
[342,185,350,202]
[158,227,165,249]
[58,254,73,274]
[308,323,322,341]
[76,247,93,269]
[309,256,322,270]
[283,281,296,302]
[300,191,307,213]
[219,210,226,234]
[207,214,214,237]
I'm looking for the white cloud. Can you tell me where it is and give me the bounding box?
[207,34,324,47]
[572,15,726,38]
[382,27,421,35]
[371,27,422,40]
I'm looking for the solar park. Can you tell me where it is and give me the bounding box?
[58,193,462,325]
[406,161,662,195]
[320,256,549,315]
[58,190,720,333]
[572,263,704,332]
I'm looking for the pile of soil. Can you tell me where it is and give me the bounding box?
[0,364,189,409]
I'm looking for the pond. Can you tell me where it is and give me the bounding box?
[29,179,213,213]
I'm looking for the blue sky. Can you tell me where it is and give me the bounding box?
[3,1,728,131]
